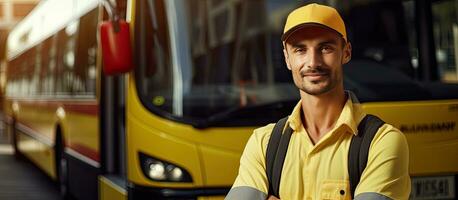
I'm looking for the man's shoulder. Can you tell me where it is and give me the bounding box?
[254,123,276,136]
[253,123,276,141]
[245,123,277,153]
[370,122,409,154]
[374,123,406,141]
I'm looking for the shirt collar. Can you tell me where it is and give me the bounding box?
[287,91,366,136]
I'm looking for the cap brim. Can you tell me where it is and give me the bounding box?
[281,22,345,42]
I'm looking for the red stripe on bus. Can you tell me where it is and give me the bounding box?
[67,143,100,163]
[13,119,100,163]
[13,121,100,162]
[7,99,99,116]
[63,104,99,116]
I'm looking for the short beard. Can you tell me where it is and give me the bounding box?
[301,80,336,95]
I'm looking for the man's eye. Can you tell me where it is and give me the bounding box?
[321,46,334,53]
[294,48,306,53]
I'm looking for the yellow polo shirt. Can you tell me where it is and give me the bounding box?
[226,94,411,200]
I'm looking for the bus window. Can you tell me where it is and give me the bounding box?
[131,0,458,128]
[22,49,35,97]
[40,37,56,96]
[343,0,414,78]
[73,8,98,97]
[31,44,41,96]
[55,30,67,95]
[133,0,299,126]
[432,0,458,83]
[62,21,78,95]
[134,0,173,113]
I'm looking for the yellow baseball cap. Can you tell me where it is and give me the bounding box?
[282,3,347,42]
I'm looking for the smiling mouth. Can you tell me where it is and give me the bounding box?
[300,67,330,81]
[303,72,328,77]
[302,72,329,81]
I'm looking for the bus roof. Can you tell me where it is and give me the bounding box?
[6,0,98,60]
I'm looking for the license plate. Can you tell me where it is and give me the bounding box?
[410,176,455,199]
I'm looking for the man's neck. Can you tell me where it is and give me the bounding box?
[300,88,346,145]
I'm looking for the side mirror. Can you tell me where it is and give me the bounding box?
[99,20,133,75]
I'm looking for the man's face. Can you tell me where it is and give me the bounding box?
[283,26,351,96]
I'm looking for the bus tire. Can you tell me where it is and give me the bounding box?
[55,133,71,200]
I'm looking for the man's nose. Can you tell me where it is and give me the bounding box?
[306,49,322,68]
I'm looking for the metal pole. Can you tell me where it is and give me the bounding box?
[415,0,438,81]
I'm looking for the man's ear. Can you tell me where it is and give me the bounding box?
[342,42,352,64]
[283,48,292,70]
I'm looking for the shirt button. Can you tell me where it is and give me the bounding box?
[340,189,345,195]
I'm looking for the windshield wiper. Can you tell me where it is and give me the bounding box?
[192,100,297,129]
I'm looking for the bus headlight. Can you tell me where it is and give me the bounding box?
[148,161,166,180]
[139,152,192,182]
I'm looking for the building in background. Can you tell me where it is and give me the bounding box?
[0,0,38,110]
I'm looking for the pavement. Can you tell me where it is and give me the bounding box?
[0,113,61,200]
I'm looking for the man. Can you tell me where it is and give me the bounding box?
[225,3,410,200]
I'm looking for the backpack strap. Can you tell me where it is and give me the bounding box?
[266,116,292,198]
[348,114,385,198]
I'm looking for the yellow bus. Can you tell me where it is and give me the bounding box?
[4,0,102,199]
[3,0,458,200]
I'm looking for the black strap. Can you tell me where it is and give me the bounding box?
[266,117,291,198]
[271,125,293,197]
[348,114,385,198]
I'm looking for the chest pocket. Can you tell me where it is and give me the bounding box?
[320,180,351,200]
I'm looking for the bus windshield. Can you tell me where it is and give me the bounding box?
[134,0,458,128]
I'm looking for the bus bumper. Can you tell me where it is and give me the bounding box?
[128,184,230,200]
